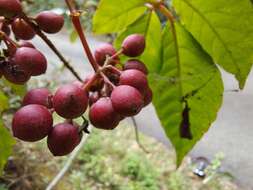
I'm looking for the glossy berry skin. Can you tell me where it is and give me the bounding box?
[53,84,88,119]
[12,18,35,40]
[35,11,64,34]
[94,43,118,66]
[122,34,145,57]
[12,104,53,142]
[47,123,81,156]
[72,80,84,89]
[3,62,31,85]
[89,97,121,130]
[124,59,148,75]
[22,88,52,108]
[20,41,35,48]
[111,85,144,117]
[0,0,22,18]
[119,69,148,95]
[13,47,47,76]
[144,87,153,106]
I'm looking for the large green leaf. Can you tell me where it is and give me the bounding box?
[173,0,253,89]
[114,9,223,165]
[93,0,147,34]
[0,119,15,175]
[150,23,223,165]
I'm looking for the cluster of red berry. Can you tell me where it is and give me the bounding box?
[1,0,153,157]
[12,33,152,156]
[0,0,64,84]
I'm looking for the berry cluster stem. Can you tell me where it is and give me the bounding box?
[65,0,99,72]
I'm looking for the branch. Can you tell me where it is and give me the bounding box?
[130,117,149,153]
[65,0,99,72]
[20,13,82,81]
[46,126,92,190]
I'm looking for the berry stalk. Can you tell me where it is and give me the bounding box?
[65,0,99,72]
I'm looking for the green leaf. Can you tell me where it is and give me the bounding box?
[0,119,15,175]
[93,0,147,34]
[173,0,253,89]
[150,23,223,166]
[114,11,163,72]
[0,91,8,112]
[2,79,26,97]
[114,10,223,165]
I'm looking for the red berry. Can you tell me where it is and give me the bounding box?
[47,123,81,156]
[22,88,52,108]
[0,0,22,18]
[20,41,35,48]
[119,69,148,95]
[13,47,47,76]
[12,104,53,142]
[72,80,84,89]
[35,11,64,34]
[122,34,145,57]
[53,84,88,119]
[111,85,144,117]
[94,43,118,66]
[124,59,148,75]
[144,87,153,106]
[12,18,35,40]
[3,62,31,85]
[89,97,121,130]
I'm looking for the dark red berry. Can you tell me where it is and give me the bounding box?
[22,88,52,108]
[94,43,119,66]
[89,97,121,130]
[111,85,144,117]
[12,18,35,40]
[3,62,31,85]
[122,34,145,57]
[47,123,81,156]
[13,47,47,76]
[0,0,22,18]
[89,92,100,106]
[35,11,64,34]
[53,84,88,119]
[124,59,148,75]
[119,69,148,95]
[12,104,53,142]
[20,41,35,48]
[144,87,153,106]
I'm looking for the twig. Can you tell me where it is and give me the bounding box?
[66,0,99,72]
[46,126,92,190]
[20,13,82,81]
[130,117,149,153]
